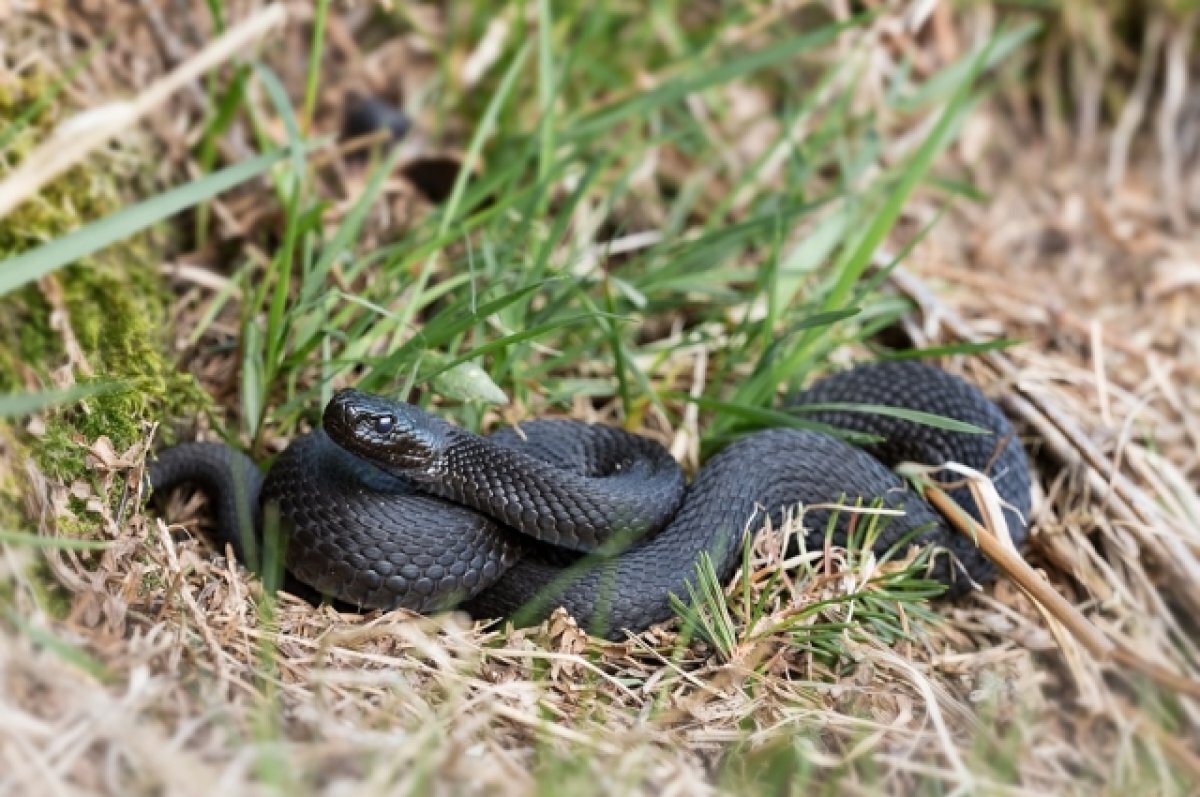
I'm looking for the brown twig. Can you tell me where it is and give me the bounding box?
[916,476,1200,700]
[0,4,287,220]
[917,477,1112,659]
[884,262,1200,619]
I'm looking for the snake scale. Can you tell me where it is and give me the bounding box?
[148,360,1032,639]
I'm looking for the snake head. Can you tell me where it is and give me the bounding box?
[323,389,447,477]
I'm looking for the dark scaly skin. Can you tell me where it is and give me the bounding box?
[149,420,684,615]
[461,427,953,636]
[322,399,687,551]
[786,361,1032,585]
[262,431,524,612]
[148,433,527,612]
[147,442,263,564]
[462,361,1034,635]
[147,361,1033,640]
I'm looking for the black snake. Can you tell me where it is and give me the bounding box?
[148,360,1032,639]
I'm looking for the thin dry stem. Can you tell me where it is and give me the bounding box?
[0,3,287,219]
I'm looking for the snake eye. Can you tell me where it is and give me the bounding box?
[374,415,395,435]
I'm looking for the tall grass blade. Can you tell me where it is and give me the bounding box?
[0,148,294,296]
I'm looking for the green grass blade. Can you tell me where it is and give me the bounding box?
[0,382,120,418]
[536,0,557,183]
[719,30,1004,422]
[420,313,615,384]
[302,0,331,129]
[439,43,532,234]
[195,64,251,247]
[253,64,309,378]
[360,281,552,393]
[570,15,870,137]
[305,145,406,300]
[241,320,266,440]
[0,148,293,296]
[876,338,1022,360]
[676,394,884,444]
[0,530,113,550]
[789,402,990,434]
[818,39,996,322]
[894,22,1041,112]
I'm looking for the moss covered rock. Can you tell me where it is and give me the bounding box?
[0,73,208,499]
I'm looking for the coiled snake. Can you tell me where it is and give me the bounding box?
[148,361,1032,639]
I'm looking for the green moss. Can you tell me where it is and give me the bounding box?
[0,73,209,499]
[0,428,26,530]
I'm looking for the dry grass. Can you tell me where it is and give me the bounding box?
[3,1,1200,795]
[6,462,1056,795]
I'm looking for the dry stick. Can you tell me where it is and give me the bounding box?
[137,0,257,166]
[883,262,1200,697]
[885,264,1200,619]
[0,3,288,220]
[919,478,1200,700]
[1106,15,1165,191]
[1109,646,1200,699]
[1157,16,1195,234]
[1006,387,1196,653]
[918,479,1112,659]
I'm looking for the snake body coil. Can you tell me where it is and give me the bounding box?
[148,361,1032,639]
